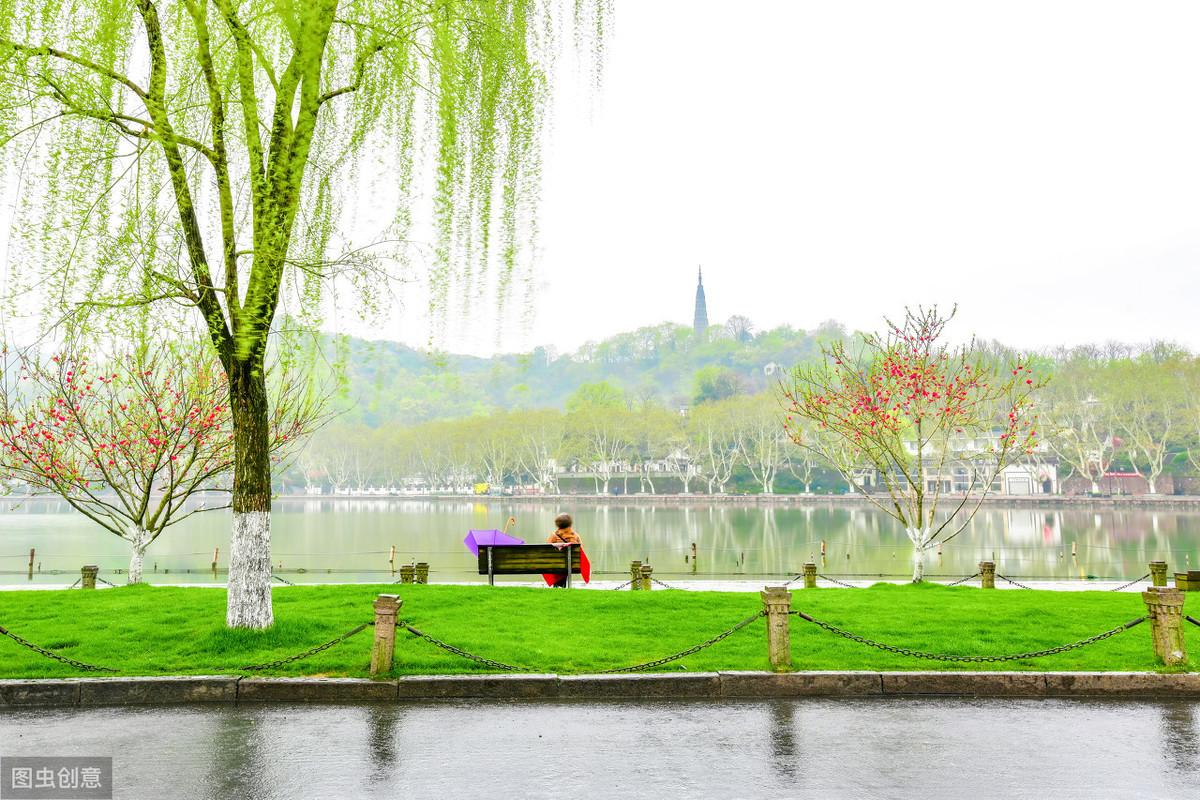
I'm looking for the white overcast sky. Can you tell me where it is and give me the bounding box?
[432,0,1200,356]
[4,1,1199,357]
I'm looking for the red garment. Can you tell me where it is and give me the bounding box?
[542,547,591,586]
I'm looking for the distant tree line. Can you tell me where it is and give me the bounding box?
[287,339,1200,496]
[286,386,809,495]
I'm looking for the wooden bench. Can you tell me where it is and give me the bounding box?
[478,544,582,587]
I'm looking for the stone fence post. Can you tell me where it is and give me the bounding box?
[1142,587,1187,666]
[630,561,642,590]
[639,564,653,591]
[399,565,414,584]
[370,594,403,675]
[415,563,429,585]
[761,586,792,672]
[803,562,817,589]
[1150,561,1168,588]
[81,565,98,590]
[979,561,995,590]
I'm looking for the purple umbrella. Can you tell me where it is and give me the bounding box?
[463,529,525,557]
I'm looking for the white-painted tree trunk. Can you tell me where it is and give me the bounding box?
[905,527,932,583]
[1090,479,1100,494]
[226,511,274,628]
[1148,478,1157,494]
[127,526,150,585]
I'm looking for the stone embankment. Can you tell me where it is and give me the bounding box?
[4,671,1200,706]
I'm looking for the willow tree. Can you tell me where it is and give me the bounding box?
[0,0,607,626]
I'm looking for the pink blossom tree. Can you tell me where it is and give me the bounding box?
[782,307,1045,581]
[0,343,319,583]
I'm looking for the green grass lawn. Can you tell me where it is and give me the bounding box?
[0,582,1195,679]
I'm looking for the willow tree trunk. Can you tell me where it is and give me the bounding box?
[226,359,274,629]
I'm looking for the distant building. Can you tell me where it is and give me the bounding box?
[693,267,709,337]
[857,434,1059,496]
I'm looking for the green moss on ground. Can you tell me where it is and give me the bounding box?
[0,582,1194,678]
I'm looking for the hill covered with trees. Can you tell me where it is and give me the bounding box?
[328,318,850,425]
[295,322,1200,496]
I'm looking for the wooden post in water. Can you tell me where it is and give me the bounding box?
[761,586,792,671]
[979,561,995,590]
[639,564,653,591]
[211,547,219,578]
[81,565,98,590]
[1142,587,1187,666]
[370,594,402,675]
[1150,561,1168,588]
[389,546,397,576]
[27,548,34,580]
[691,542,698,575]
[629,561,642,590]
[415,562,429,584]
[803,562,817,589]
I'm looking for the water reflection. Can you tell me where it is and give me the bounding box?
[3,498,1200,584]
[768,701,800,781]
[1160,702,1199,775]
[3,700,1200,797]
[366,706,401,782]
[201,707,270,800]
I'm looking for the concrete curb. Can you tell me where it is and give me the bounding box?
[3,671,1200,706]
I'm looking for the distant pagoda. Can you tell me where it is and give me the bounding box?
[693,267,709,338]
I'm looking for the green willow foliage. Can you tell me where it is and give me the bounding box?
[0,0,608,359]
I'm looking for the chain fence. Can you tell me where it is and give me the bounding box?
[398,610,766,674]
[238,622,373,672]
[605,577,677,590]
[817,574,859,588]
[600,610,765,673]
[996,574,1035,590]
[400,623,524,672]
[3,564,1172,589]
[0,623,116,672]
[1109,573,1151,592]
[790,609,1147,663]
[1187,615,1200,628]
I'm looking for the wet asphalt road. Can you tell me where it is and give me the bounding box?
[2,698,1198,799]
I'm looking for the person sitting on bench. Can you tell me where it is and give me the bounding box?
[546,514,582,588]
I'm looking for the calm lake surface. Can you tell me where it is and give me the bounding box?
[2,497,1199,585]
[2,699,1198,799]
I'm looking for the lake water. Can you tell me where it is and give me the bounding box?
[2,699,1198,798]
[2,497,1198,586]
